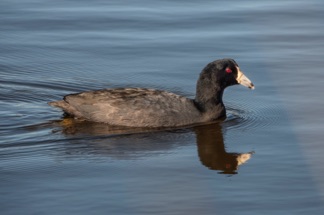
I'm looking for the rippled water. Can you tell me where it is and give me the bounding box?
[1,0,324,214]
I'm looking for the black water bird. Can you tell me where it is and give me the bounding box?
[49,58,254,127]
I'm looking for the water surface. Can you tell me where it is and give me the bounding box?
[1,0,324,214]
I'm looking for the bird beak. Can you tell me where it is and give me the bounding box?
[236,67,255,90]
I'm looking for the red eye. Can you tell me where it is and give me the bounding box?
[225,68,232,73]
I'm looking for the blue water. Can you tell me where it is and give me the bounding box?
[1,0,324,214]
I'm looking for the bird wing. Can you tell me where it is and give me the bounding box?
[63,88,199,127]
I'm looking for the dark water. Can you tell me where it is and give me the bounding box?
[1,0,324,214]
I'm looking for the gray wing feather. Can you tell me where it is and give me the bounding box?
[62,88,201,127]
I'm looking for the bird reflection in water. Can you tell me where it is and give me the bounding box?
[54,118,254,174]
[194,123,254,174]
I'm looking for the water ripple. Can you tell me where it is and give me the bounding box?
[224,101,282,131]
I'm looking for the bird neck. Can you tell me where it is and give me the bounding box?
[194,85,226,119]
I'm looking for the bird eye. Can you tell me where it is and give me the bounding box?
[225,68,232,73]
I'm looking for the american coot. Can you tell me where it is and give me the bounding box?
[49,58,254,127]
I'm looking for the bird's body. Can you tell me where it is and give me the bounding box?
[49,59,254,128]
[49,88,207,127]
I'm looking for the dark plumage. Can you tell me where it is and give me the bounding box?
[49,58,254,127]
